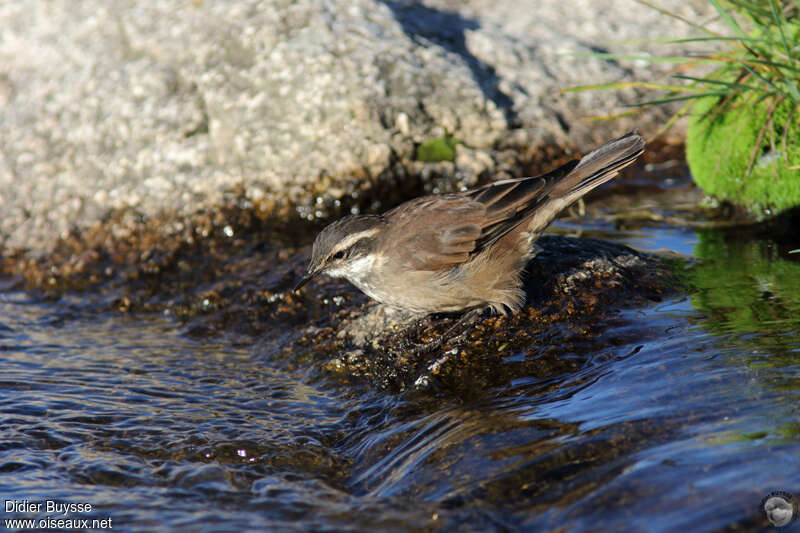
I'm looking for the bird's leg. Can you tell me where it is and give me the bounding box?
[405,307,484,356]
[439,306,483,346]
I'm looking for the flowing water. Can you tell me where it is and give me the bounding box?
[2,180,800,531]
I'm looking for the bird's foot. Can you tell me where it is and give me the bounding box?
[402,307,483,358]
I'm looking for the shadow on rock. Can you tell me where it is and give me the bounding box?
[378,0,520,127]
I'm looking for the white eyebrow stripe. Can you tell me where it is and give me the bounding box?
[328,227,381,256]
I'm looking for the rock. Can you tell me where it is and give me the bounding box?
[313,235,681,392]
[0,0,712,253]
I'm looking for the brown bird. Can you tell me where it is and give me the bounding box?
[296,131,644,316]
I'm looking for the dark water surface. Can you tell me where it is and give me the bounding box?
[2,213,800,531]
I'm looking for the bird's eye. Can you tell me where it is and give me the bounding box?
[332,250,346,260]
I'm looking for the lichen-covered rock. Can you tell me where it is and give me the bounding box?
[0,0,711,254]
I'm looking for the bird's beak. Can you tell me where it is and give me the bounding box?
[293,270,317,292]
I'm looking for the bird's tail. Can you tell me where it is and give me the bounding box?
[523,130,645,236]
[553,130,645,201]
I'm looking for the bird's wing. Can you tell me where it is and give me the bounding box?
[465,160,578,250]
[382,163,575,271]
[467,131,645,249]
[384,195,486,271]
[382,131,645,272]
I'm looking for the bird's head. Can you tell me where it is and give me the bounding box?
[294,215,386,291]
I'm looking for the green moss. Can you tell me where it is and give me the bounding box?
[686,94,800,216]
[415,134,457,163]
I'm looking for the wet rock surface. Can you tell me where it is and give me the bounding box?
[291,235,680,394]
[0,152,693,394]
[1,209,681,396]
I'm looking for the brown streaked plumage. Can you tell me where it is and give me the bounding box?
[295,131,645,314]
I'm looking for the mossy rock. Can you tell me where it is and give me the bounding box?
[686,94,800,216]
[415,134,457,163]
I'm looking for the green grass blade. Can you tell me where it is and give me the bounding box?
[656,101,695,137]
[625,90,731,107]
[746,58,800,75]
[709,0,747,39]
[739,61,788,98]
[560,81,707,94]
[581,109,643,122]
[666,36,788,47]
[672,74,760,91]
[633,0,723,37]
[783,76,800,103]
[745,55,800,103]
[769,0,795,63]
[726,0,773,19]
[779,75,800,104]
[572,0,800,124]
[567,52,719,64]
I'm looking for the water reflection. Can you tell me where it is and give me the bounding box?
[690,228,800,339]
[2,221,800,531]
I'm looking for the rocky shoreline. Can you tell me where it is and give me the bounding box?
[0,1,700,391]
